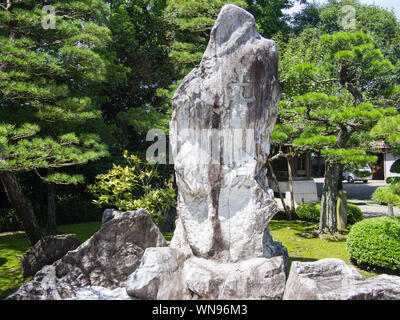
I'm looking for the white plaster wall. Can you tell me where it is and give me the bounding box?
[385,152,400,180]
[270,179,319,207]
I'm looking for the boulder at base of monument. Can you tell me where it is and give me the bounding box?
[283,259,400,300]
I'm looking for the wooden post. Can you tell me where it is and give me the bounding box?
[337,190,347,230]
[388,204,394,216]
[287,157,296,213]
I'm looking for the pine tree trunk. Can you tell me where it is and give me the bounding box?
[46,170,57,235]
[287,157,296,213]
[0,171,43,245]
[320,161,340,234]
[337,165,344,191]
[268,160,291,219]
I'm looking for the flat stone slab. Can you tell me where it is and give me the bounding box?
[283,258,400,300]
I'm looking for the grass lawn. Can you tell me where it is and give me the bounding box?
[0,221,173,300]
[0,219,382,300]
[269,219,379,278]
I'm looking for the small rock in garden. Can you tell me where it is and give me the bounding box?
[19,234,81,278]
[7,209,166,300]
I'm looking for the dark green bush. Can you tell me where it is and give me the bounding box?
[296,203,320,222]
[0,208,22,233]
[346,217,400,271]
[296,202,363,225]
[347,203,364,225]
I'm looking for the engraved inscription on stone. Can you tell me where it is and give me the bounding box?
[229,72,255,105]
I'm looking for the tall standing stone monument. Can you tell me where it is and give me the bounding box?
[126,4,288,300]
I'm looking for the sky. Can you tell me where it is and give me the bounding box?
[284,0,400,20]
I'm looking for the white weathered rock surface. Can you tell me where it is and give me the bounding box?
[126,246,286,300]
[7,209,167,300]
[283,259,400,300]
[169,3,282,263]
[68,287,133,300]
[126,4,287,301]
[182,255,286,300]
[126,247,191,300]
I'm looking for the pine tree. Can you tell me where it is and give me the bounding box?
[0,0,111,244]
[279,31,396,234]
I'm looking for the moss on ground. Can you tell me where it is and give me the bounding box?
[269,220,379,278]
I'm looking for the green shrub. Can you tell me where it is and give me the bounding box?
[346,217,400,271]
[87,151,176,229]
[347,203,364,225]
[296,202,363,225]
[296,203,320,222]
[0,208,22,233]
[56,197,103,226]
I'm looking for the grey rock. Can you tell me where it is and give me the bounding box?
[6,266,74,300]
[283,258,400,300]
[19,234,81,278]
[182,255,286,300]
[169,3,282,262]
[101,208,121,224]
[126,246,286,300]
[68,286,134,300]
[126,247,191,300]
[53,208,167,289]
[126,4,287,301]
[7,209,167,300]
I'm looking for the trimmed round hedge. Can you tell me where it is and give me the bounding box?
[347,204,364,225]
[346,217,400,271]
[295,202,363,225]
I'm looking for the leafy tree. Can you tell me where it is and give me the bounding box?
[102,0,173,122]
[0,0,112,244]
[270,123,308,217]
[278,31,396,234]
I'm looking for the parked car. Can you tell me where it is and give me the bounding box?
[343,165,372,184]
